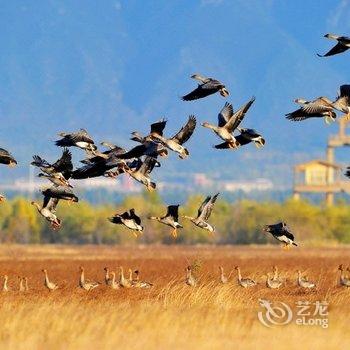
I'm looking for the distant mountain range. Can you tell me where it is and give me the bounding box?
[0,1,349,189]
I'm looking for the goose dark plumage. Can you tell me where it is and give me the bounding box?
[55,129,97,152]
[149,205,183,238]
[317,34,350,57]
[0,148,17,166]
[182,74,229,101]
[263,222,297,249]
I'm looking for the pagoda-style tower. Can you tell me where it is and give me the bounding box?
[293,118,350,206]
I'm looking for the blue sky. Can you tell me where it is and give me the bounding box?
[0,0,349,186]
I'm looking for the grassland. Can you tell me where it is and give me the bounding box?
[0,245,349,350]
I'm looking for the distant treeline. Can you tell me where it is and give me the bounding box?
[0,192,348,245]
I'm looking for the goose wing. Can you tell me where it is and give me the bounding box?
[181,79,223,101]
[139,156,158,175]
[201,193,219,220]
[218,102,233,127]
[150,119,167,136]
[0,148,17,165]
[171,115,196,145]
[334,85,350,111]
[43,195,59,212]
[31,155,51,168]
[317,42,349,57]
[129,208,142,225]
[166,205,179,221]
[225,97,255,132]
[52,148,73,178]
[191,74,210,83]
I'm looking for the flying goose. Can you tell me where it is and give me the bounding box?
[108,208,143,237]
[0,148,17,166]
[81,144,126,165]
[286,97,336,124]
[131,270,153,288]
[263,222,297,249]
[202,97,255,147]
[214,128,265,149]
[55,129,97,152]
[42,269,58,291]
[79,266,100,291]
[296,270,316,289]
[182,74,229,101]
[183,193,219,233]
[31,148,73,183]
[151,116,196,159]
[317,34,350,57]
[338,264,350,287]
[235,266,256,288]
[332,85,350,119]
[31,196,61,230]
[131,119,168,142]
[119,156,158,191]
[185,266,197,287]
[148,205,183,238]
[41,186,78,203]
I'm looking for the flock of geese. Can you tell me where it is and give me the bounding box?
[2,263,350,292]
[0,32,349,245]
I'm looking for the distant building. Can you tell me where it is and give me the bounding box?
[293,118,350,206]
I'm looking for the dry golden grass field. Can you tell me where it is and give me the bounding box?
[0,244,349,350]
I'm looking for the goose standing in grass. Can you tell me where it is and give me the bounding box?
[263,222,297,249]
[41,186,79,203]
[151,116,197,159]
[219,266,231,284]
[296,270,316,290]
[332,85,350,120]
[285,97,336,124]
[24,277,29,291]
[42,269,58,291]
[183,193,219,233]
[118,266,132,288]
[2,275,9,292]
[317,34,350,57]
[149,205,183,238]
[266,273,282,289]
[108,209,143,237]
[55,129,97,152]
[202,97,255,148]
[132,270,153,288]
[338,265,350,287]
[182,74,229,101]
[79,266,100,291]
[31,148,73,186]
[235,266,256,288]
[31,196,61,230]
[18,277,25,292]
[109,272,120,290]
[104,267,112,286]
[119,156,158,191]
[185,266,197,287]
[272,266,284,284]
[0,148,17,166]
